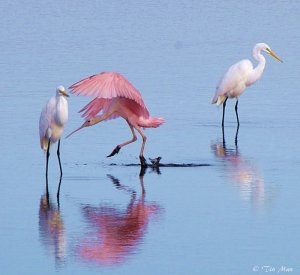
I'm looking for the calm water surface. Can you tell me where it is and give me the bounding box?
[0,1,299,274]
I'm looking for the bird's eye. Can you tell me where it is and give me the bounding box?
[87,120,90,123]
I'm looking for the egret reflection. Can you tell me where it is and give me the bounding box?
[211,127,265,207]
[39,179,66,267]
[76,173,162,265]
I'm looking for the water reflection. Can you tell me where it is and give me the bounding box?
[38,180,66,267]
[211,127,265,207]
[76,173,162,266]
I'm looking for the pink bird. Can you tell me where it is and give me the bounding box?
[66,72,165,167]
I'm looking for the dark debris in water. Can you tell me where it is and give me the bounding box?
[109,163,212,168]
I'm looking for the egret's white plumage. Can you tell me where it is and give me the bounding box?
[39,86,69,150]
[39,86,69,178]
[211,43,282,126]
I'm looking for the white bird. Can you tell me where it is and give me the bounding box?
[39,86,69,178]
[211,43,283,126]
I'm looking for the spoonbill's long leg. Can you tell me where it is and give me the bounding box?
[134,126,147,167]
[107,121,137,157]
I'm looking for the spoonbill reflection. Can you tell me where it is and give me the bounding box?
[76,174,162,265]
[39,86,69,178]
[211,43,282,126]
[66,72,165,167]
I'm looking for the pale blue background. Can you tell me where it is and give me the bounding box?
[0,1,299,274]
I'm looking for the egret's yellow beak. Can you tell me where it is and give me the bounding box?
[266,48,283,63]
[60,90,70,97]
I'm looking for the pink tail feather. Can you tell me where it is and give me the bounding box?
[141,117,165,128]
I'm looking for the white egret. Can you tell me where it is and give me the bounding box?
[211,43,283,126]
[39,86,69,178]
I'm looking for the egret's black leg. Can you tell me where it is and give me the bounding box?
[45,177,50,206]
[57,139,63,177]
[235,99,240,126]
[57,175,62,203]
[235,124,240,148]
[46,139,51,180]
[222,124,226,148]
[222,97,228,127]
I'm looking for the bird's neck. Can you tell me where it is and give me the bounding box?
[247,53,266,86]
[92,112,112,125]
[93,115,103,124]
[55,95,68,125]
[56,94,66,103]
[56,96,68,111]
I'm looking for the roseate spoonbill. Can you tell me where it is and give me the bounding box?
[211,43,283,126]
[66,72,165,167]
[39,86,69,178]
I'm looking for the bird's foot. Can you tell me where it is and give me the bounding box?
[107,145,121,157]
[149,157,162,167]
[139,156,147,167]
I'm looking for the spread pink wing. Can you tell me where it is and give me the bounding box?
[79,98,120,120]
[69,72,149,115]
